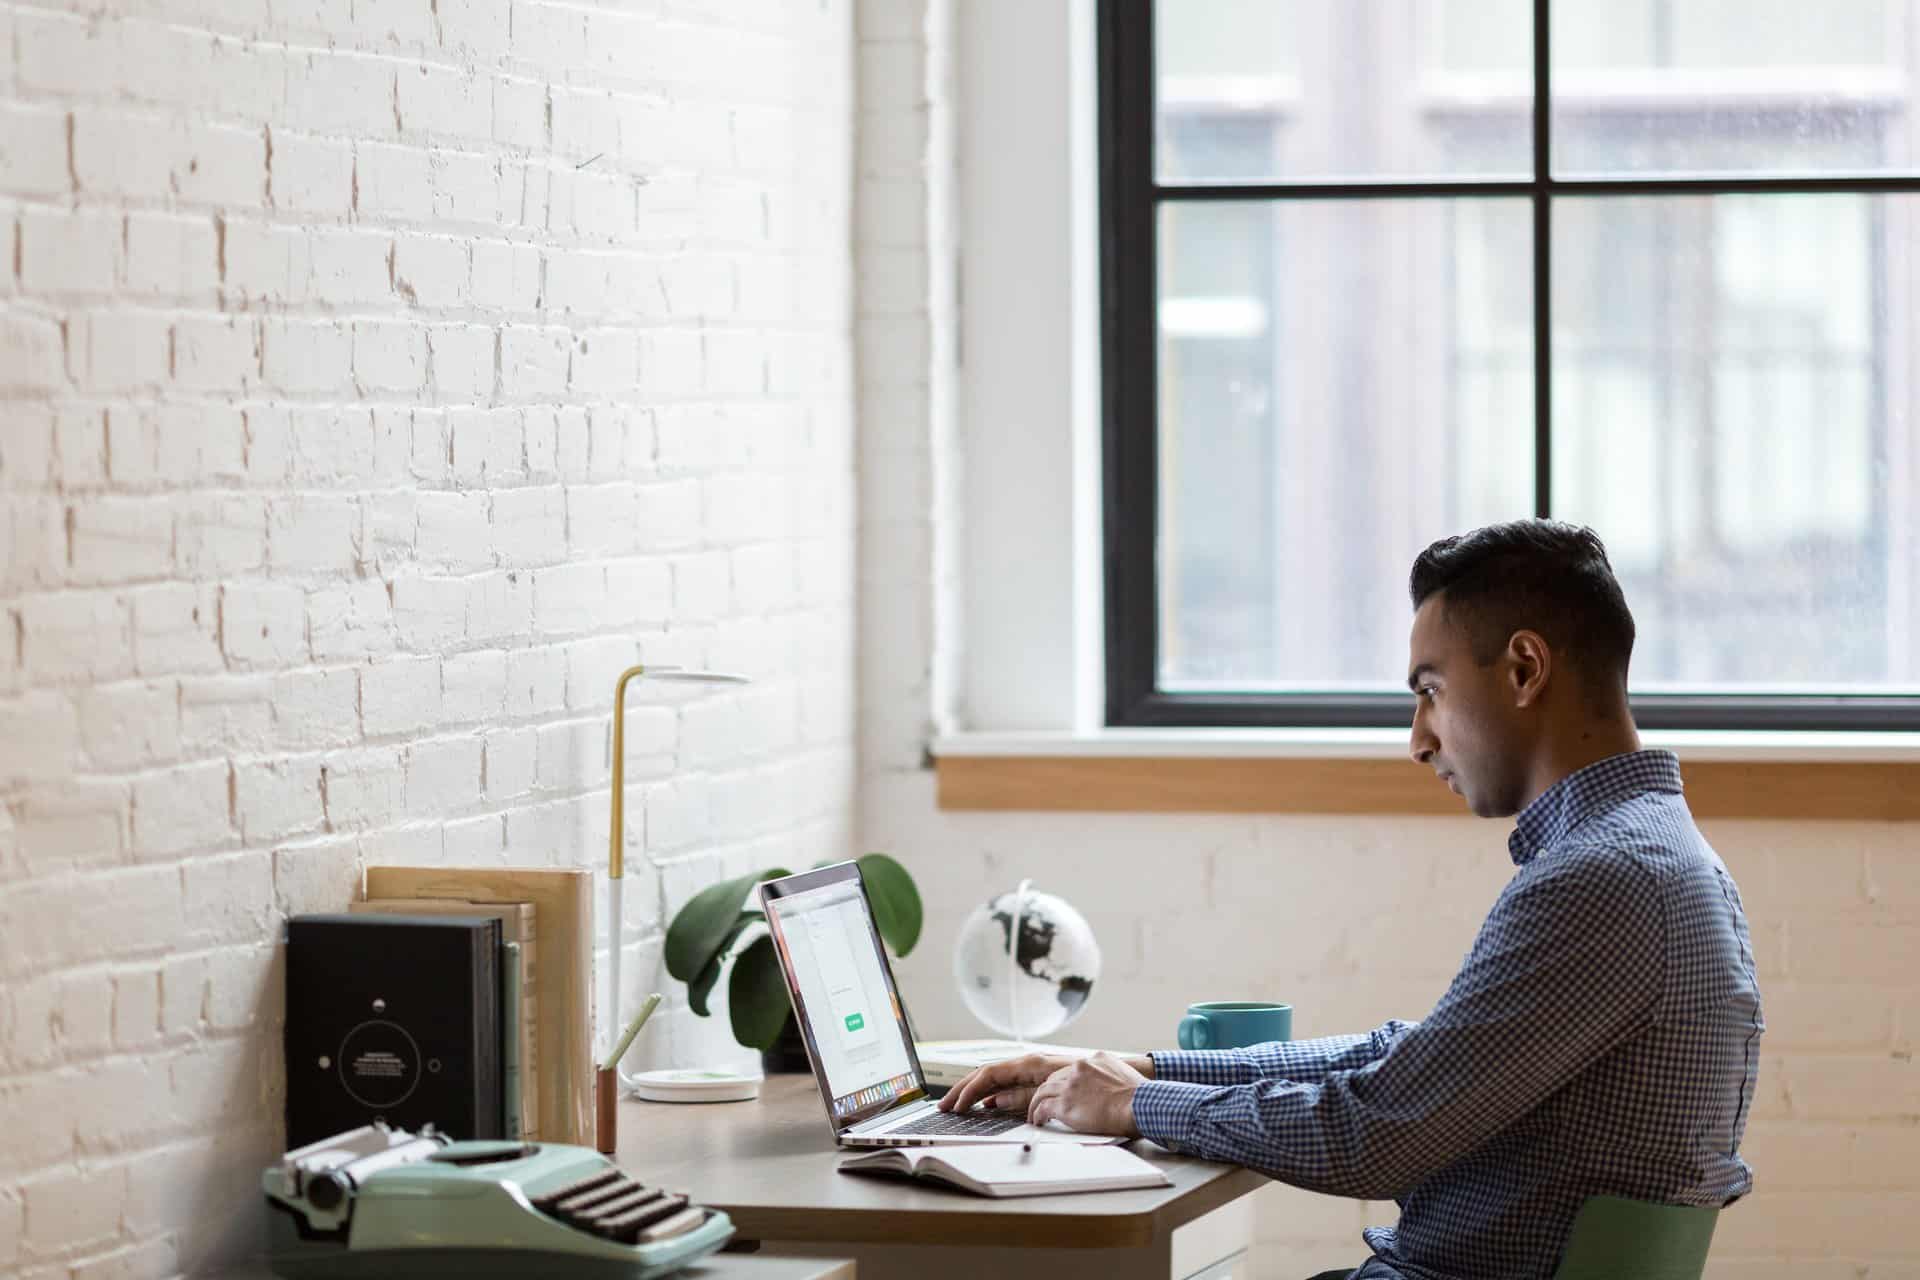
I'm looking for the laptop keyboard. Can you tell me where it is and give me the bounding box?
[888,1109,1027,1138]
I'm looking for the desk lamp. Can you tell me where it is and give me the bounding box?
[606,663,749,1090]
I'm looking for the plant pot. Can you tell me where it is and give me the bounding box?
[758,1015,811,1074]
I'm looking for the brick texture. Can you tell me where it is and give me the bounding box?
[0,0,855,1273]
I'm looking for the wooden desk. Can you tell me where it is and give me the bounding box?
[616,1076,1268,1280]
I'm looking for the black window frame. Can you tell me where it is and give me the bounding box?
[1100,0,1920,732]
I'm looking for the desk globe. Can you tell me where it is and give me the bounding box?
[953,880,1102,1039]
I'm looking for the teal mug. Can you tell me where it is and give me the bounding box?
[1177,1001,1293,1050]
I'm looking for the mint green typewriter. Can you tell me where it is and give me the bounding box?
[262,1123,733,1279]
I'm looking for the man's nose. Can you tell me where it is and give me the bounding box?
[1409,709,1436,765]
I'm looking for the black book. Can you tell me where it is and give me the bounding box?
[285,914,502,1148]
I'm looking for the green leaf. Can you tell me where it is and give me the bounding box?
[728,934,793,1051]
[857,852,922,958]
[664,872,760,981]
[688,951,723,1018]
[687,914,758,1017]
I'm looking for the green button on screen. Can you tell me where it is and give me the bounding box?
[845,1013,864,1032]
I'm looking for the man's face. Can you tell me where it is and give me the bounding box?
[1406,593,1531,818]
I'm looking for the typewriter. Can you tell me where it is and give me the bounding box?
[262,1122,733,1279]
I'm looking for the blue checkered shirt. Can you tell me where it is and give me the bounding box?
[1133,750,1763,1280]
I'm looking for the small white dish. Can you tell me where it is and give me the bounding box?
[626,1067,764,1103]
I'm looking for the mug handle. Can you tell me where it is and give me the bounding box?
[1177,1013,1212,1050]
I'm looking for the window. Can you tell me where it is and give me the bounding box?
[1102,0,1920,729]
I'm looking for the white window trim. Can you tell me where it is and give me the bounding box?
[958,0,1105,735]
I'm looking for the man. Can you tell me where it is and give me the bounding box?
[939,520,1764,1280]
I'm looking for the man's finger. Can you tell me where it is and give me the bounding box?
[939,1064,1003,1113]
[934,1070,970,1112]
[989,1085,1035,1113]
[937,1068,977,1112]
[1026,1076,1061,1129]
[944,1059,1027,1113]
[941,1055,1062,1113]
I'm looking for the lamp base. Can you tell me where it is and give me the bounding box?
[627,1067,762,1102]
[595,1065,617,1153]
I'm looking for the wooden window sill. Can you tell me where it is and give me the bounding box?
[931,731,1920,820]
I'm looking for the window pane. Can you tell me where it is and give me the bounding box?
[1553,194,1920,691]
[1157,199,1534,691]
[1156,0,1533,183]
[1551,0,1919,175]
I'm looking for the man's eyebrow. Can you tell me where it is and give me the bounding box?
[1406,663,1438,692]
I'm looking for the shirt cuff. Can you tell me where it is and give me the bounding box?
[1150,1049,1247,1084]
[1131,1079,1215,1149]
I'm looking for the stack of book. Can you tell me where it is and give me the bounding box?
[363,866,595,1145]
[285,913,510,1148]
[350,898,540,1140]
[283,867,598,1150]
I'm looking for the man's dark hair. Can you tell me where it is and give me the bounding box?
[1409,520,1636,690]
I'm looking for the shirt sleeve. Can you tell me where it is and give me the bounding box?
[1132,850,1665,1200]
[1148,1020,1419,1087]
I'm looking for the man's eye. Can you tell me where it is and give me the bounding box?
[1419,686,1438,701]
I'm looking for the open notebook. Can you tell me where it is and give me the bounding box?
[838,1141,1171,1198]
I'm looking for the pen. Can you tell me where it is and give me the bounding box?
[600,992,662,1072]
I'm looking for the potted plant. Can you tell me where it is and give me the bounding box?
[664,853,922,1072]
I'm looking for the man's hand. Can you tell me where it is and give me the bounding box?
[936,1053,1077,1115]
[1025,1052,1147,1138]
[937,1052,1158,1117]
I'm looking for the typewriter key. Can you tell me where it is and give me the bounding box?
[530,1166,623,1210]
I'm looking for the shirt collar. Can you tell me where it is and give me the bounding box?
[1507,749,1684,866]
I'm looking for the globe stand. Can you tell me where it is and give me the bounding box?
[1004,878,1034,1045]
[996,879,1072,1056]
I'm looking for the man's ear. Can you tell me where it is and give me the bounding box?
[1506,630,1551,708]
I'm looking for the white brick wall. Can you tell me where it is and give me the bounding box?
[853,6,1920,1280]
[0,1,856,1275]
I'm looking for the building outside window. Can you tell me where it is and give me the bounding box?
[1117,0,1920,726]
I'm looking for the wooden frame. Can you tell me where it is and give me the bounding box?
[935,755,1920,820]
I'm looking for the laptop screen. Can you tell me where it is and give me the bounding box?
[761,864,925,1128]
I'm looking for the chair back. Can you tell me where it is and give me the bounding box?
[1552,1195,1720,1280]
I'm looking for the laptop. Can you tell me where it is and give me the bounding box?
[760,862,1116,1148]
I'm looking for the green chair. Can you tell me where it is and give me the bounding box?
[1552,1195,1721,1280]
